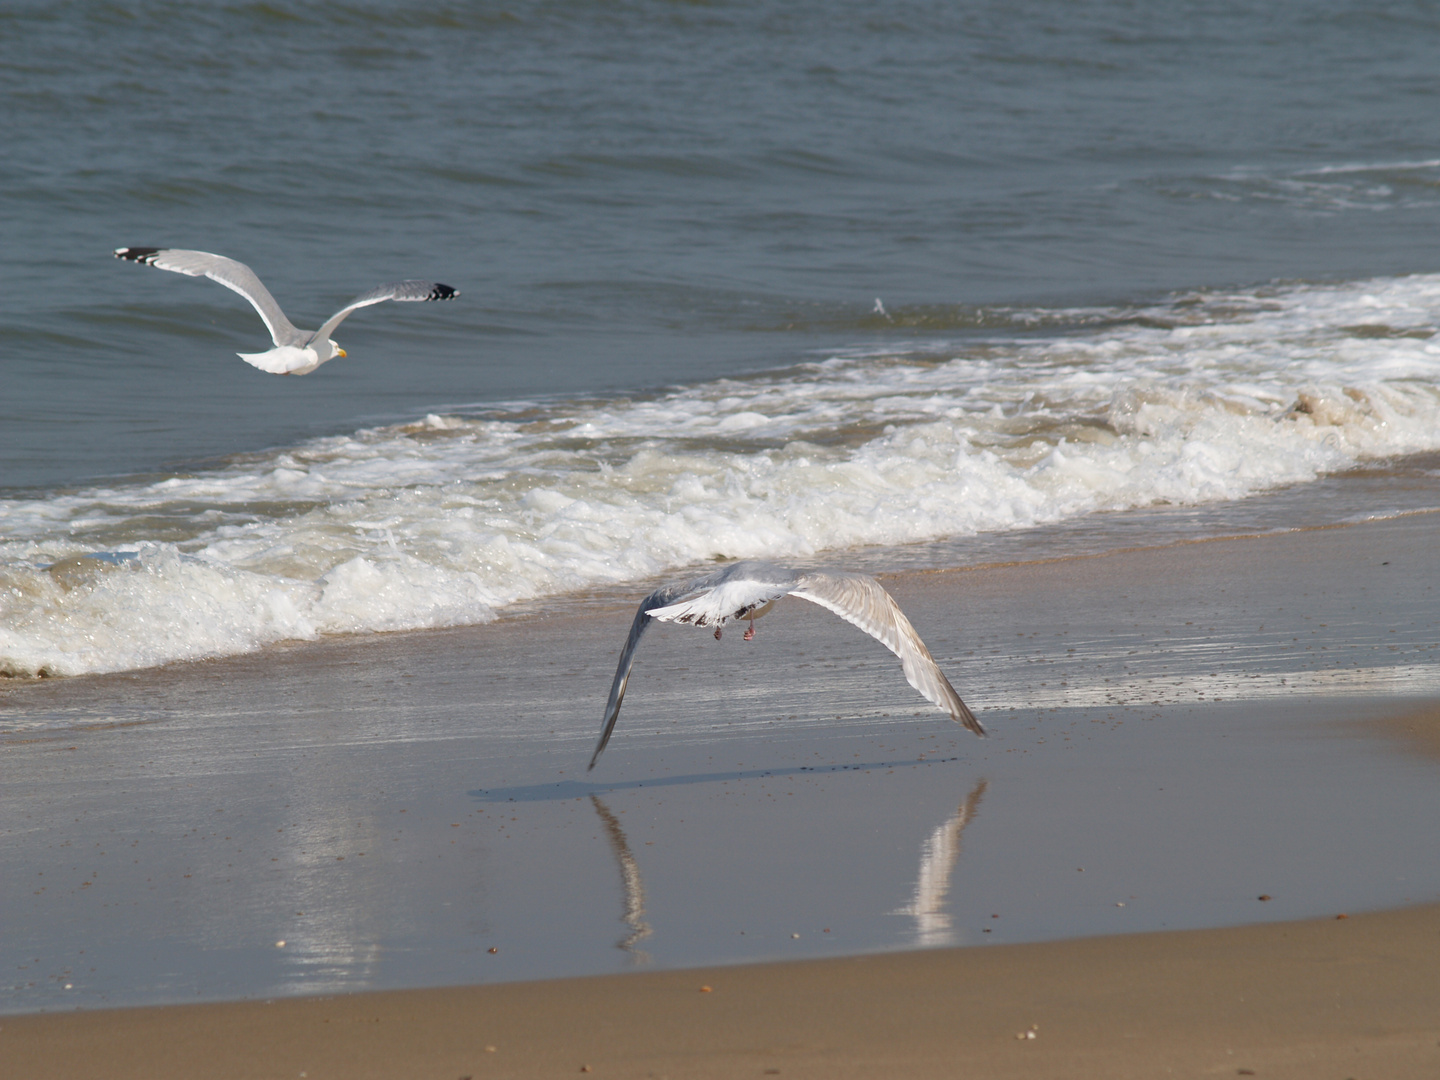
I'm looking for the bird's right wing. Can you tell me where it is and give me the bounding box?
[790,572,984,736]
[115,247,302,346]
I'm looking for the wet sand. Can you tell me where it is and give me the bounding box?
[3,511,1440,1072]
[4,901,1439,1079]
[1375,700,1440,760]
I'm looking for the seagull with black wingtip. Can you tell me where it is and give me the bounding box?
[589,560,985,769]
[114,246,458,375]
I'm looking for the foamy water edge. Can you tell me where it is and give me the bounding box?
[3,274,1439,677]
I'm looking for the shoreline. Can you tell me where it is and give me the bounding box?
[5,901,1439,1079]
[4,450,1439,693]
[5,501,1439,734]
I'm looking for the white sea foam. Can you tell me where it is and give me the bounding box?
[4,274,1440,677]
[1298,158,1440,177]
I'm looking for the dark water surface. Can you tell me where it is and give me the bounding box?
[5,0,1440,489]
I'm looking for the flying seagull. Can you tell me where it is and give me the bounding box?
[114,246,458,375]
[589,560,984,769]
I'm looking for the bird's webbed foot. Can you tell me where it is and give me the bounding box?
[743,620,756,641]
[714,626,723,640]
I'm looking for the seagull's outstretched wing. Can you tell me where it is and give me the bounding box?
[589,584,687,771]
[789,571,985,736]
[115,247,302,346]
[309,280,459,347]
[590,563,796,769]
[588,561,981,770]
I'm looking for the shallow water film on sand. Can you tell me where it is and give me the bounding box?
[4,515,1440,1013]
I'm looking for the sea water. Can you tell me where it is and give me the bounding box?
[4,0,1440,678]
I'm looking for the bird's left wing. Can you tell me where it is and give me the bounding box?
[590,562,795,769]
[589,582,693,770]
[308,280,458,346]
[790,572,984,736]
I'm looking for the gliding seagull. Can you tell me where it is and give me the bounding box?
[589,560,984,769]
[114,247,458,375]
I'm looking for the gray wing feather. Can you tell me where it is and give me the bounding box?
[309,280,458,346]
[591,562,803,768]
[790,572,985,736]
[114,247,303,346]
[589,580,699,770]
[589,564,774,769]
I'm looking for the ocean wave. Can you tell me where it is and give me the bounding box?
[1192,158,1440,213]
[3,273,1439,677]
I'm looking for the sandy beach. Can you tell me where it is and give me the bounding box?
[3,510,1439,1075]
[4,899,1439,1079]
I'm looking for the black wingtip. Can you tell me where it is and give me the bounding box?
[114,247,162,263]
[428,283,458,301]
[958,702,986,738]
[587,728,611,771]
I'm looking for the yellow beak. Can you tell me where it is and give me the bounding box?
[337,348,347,358]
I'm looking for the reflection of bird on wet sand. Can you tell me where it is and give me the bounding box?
[894,779,988,947]
[590,795,652,963]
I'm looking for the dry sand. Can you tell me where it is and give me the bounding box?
[5,901,1439,1079]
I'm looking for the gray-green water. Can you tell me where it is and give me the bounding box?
[6,0,1440,489]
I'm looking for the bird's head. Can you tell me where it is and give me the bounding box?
[325,340,346,360]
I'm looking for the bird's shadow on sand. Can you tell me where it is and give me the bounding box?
[469,756,965,803]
